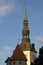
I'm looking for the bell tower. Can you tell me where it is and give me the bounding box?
[20,1,31,51]
[22,1,30,43]
[5,1,37,65]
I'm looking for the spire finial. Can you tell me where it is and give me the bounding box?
[24,0,27,20]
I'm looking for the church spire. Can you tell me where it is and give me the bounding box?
[22,1,30,43]
[20,0,32,51]
[24,1,27,20]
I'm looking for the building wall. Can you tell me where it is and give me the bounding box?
[23,50,36,65]
[30,51,36,63]
[23,51,31,65]
[11,60,27,65]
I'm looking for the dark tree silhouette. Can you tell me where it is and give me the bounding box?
[31,46,43,65]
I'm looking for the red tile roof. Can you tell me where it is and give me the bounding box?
[11,45,27,61]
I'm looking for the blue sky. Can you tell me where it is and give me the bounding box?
[0,0,43,65]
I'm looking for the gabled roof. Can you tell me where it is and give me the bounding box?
[10,45,27,61]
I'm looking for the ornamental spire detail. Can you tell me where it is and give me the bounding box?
[20,1,32,51]
[22,1,30,43]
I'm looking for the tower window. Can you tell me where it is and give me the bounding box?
[26,34,27,36]
[25,44,26,46]
[19,61,21,64]
[14,61,15,64]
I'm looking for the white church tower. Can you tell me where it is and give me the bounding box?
[5,1,37,65]
[20,1,37,65]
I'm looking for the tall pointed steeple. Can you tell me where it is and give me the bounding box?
[24,1,27,20]
[22,1,30,43]
[20,1,31,51]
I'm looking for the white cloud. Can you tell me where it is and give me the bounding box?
[0,0,15,16]
[34,36,43,43]
[0,4,14,16]
[0,0,22,24]
[0,51,5,56]
[4,46,11,50]
[0,52,3,55]
[0,46,12,56]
